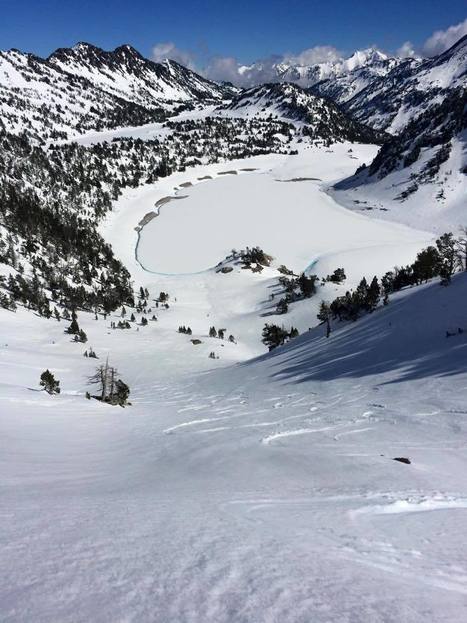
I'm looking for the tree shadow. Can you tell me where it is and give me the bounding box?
[246,276,467,385]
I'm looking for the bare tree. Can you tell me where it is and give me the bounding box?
[88,359,110,401]
[87,358,130,406]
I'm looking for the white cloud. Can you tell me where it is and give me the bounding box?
[283,45,342,66]
[396,41,418,58]
[421,19,467,57]
[151,42,197,69]
[203,56,243,83]
[204,54,276,87]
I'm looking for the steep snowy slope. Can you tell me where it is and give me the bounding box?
[341,35,467,133]
[217,82,387,144]
[333,87,467,232]
[1,251,467,622]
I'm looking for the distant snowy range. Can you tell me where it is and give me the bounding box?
[0,32,466,623]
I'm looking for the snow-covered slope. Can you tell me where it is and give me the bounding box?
[217,82,387,144]
[341,35,467,133]
[48,42,232,105]
[2,237,467,622]
[0,43,232,141]
[310,57,419,106]
[333,87,467,232]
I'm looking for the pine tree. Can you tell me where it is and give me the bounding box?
[355,277,369,308]
[276,298,288,315]
[115,379,130,406]
[40,369,60,395]
[365,276,381,312]
[436,233,458,284]
[297,273,317,298]
[261,324,289,351]
[317,301,332,337]
[65,309,80,335]
[412,246,440,283]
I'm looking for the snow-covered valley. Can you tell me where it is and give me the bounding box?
[2,136,467,622]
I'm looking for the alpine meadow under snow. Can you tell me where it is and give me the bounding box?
[0,25,467,623]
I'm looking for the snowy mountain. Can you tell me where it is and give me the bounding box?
[48,42,233,105]
[238,47,396,88]
[333,86,467,231]
[309,57,419,106]
[337,35,467,133]
[0,43,232,141]
[217,82,387,144]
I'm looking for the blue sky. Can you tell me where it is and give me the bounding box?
[0,0,465,62]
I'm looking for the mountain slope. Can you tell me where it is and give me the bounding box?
[2,249,467,622]
[309,57,420,107]
[0,43,232,142]
[333,87,467,231]
[340,35,467,133]
[48,42,232,105]
[217,82,387,144]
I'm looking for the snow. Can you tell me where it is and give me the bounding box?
[332,133,467,235]
[2,144,467,622]
[137,167,431,276]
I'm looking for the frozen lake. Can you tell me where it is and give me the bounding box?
[137,172,431,276]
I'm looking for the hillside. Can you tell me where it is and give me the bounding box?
[2,253,467,621]
[0,42,231,142]
[333,87,467,232]
[339,35,467,133]
[217,82,387,144]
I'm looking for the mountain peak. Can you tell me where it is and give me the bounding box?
[112,44,144,60]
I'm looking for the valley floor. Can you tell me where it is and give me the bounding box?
[1,144,466,622]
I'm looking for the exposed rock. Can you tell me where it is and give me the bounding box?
[393,457,411,465]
